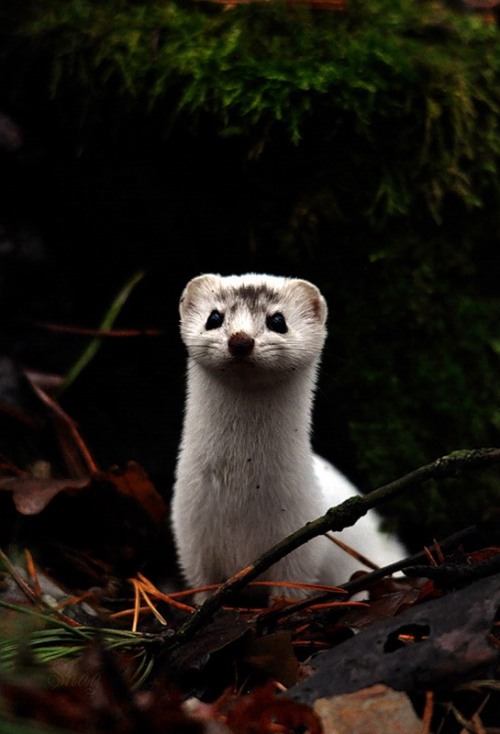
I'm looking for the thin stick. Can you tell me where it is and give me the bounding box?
[324,532,380,571]
[30,380,99,475]
[35,322,163,338]
[171,447,500,646]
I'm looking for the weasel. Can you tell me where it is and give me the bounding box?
[172,273,404,602]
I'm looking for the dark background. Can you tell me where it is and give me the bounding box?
[1,0,499,552]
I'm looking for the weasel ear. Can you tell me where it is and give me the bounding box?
[290,279,328,325]
[180,274,221,317]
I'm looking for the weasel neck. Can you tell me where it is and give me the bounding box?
[181,360,319,459]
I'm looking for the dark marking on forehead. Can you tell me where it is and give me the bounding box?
[227,283,282,311]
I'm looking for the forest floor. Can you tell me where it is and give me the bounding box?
[0,363,499,734]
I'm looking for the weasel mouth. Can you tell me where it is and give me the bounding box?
[228,354,255,366]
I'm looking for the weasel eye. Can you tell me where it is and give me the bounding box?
[266,312,288,334]
[205,310,224,330]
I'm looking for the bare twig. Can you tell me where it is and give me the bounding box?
[171,447,500,646]
[28,379,99,475]
[35,322,163,338]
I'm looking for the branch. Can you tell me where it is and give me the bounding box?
[171,447,500,646]
[256,524,486,627]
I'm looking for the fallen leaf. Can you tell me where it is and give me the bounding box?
[314,684,423,734]
[242,631,300,687]
[0,474,89,515]
[169,609,252,674]
[337,577,429,631]
[103,462,167,523]
[219,683,322,734]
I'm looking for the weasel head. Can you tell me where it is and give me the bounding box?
[179,273,328,386]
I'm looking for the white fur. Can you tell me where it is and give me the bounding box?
[172,273,405,601]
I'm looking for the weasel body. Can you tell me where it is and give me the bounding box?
[172,273,404,600]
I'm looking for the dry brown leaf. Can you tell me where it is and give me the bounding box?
[242,631,300,688]
[0,460,166,521]
[103,462,166,523]
[314,684,423,734]
[218,682,322,734]
[0,474,89,514]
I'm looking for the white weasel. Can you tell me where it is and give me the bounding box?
[172,273,404,601]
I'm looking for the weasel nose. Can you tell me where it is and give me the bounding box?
[228,332,255,358]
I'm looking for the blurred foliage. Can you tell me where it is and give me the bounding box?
[0,0,499,545]
[3,0,500,220]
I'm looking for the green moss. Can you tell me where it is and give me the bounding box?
[3,0,500,221]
